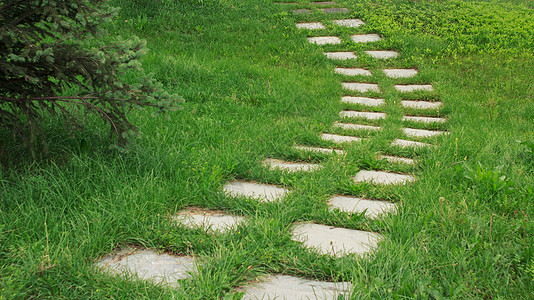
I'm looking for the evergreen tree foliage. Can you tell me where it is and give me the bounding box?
[0,0,181,149]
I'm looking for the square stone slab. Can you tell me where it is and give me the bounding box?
[379,155,415,165]
[172,209,245,233]
[391,139,432,148]
[263,158,322,172]
[340,110,386,120]
[402,115,446,123]
[241,275,352,300]
[293,145,346,155]
[296,22,326,30]
[383,69,418,78]
[342,82,380,93]
[311,1,336,5]
[365,50,399,59]
[351,34,381,43]
[394,84,434,92]
[335,68,372,76]
[328,196,397,218]
[341,96,384,106]
[333,19,365,27]
[324,51,357,60]
[321,133,362,144]
[353,170,415,185]
[321,7,349,13]
[401,100,442,109]
[291,223,383,256]
[308,36,342,45]
[403,128,448,138]
[334,122,381,131]
[96,249,195,287]
[223,181,289,202]
[292,8,312,14]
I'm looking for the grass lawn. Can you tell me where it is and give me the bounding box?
[1,0,533,298]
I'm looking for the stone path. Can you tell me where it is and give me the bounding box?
[96,1,449,298]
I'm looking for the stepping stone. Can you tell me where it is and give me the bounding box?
[328,195,397,218]
[296,22,326,30]
[379,155,415,165]
[263,158,322,172]
[324,51,357,60]
[342,82,380,93]
[391,139,432,148]
[292,8,312,14]
[293,145,346,155]
[321,7,349,13]
[403,128,448,138]
[172,209,245,232]
[311,1,336,5]
[276,2,299,4]
[394,84,434,92]
[383,69,418,78]
[241,275,352,299]
[402,115,446,123]
[365,50,399,59]
[96,249,195,287]
[341,96,384,107]
[351,34,381,43]
[340,111,386,120]
[321,133,362,144]
[308,36,341,45]
[334,122,380,131]
[223,181,289,202]
[353,170,415,185]
[334,67,372,76]
[291,223,382,256]
[333,18,365,27]
[401,100,442,109]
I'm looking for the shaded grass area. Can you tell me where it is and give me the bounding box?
[0,0,533,298]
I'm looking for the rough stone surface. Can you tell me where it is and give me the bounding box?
[333,122,380,131]
[379,155,415,165]
[293,145,346,155]
[402,116,446,123]
[401,100,442,109]
[241,275,352,300]
[263,158,322,172]
[365,50,399,59]
[311,1,336,5]
[308,36,342,45]
[321,7,349,13]
[223,181,289,202]
[296,22,326,30]
[96,249,195,287]
[334,68,372,76]
[394,84,434,92]
[383,69,418,78]
[391,139,433,148]
[341,96,384,106]
[321,133,362,144]
[342,82,380,93]
[291,223,383,256]
[328,196,397,218]
[333,19,365,27]
[340,111,386,120]
[173,209,245,232]
[353,170,415,185]
[351,34,381,43]
[292,8,312,14]
[324,52,357,60]
[403,128,448,138]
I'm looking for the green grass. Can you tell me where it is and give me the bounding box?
[1,0,534,298]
